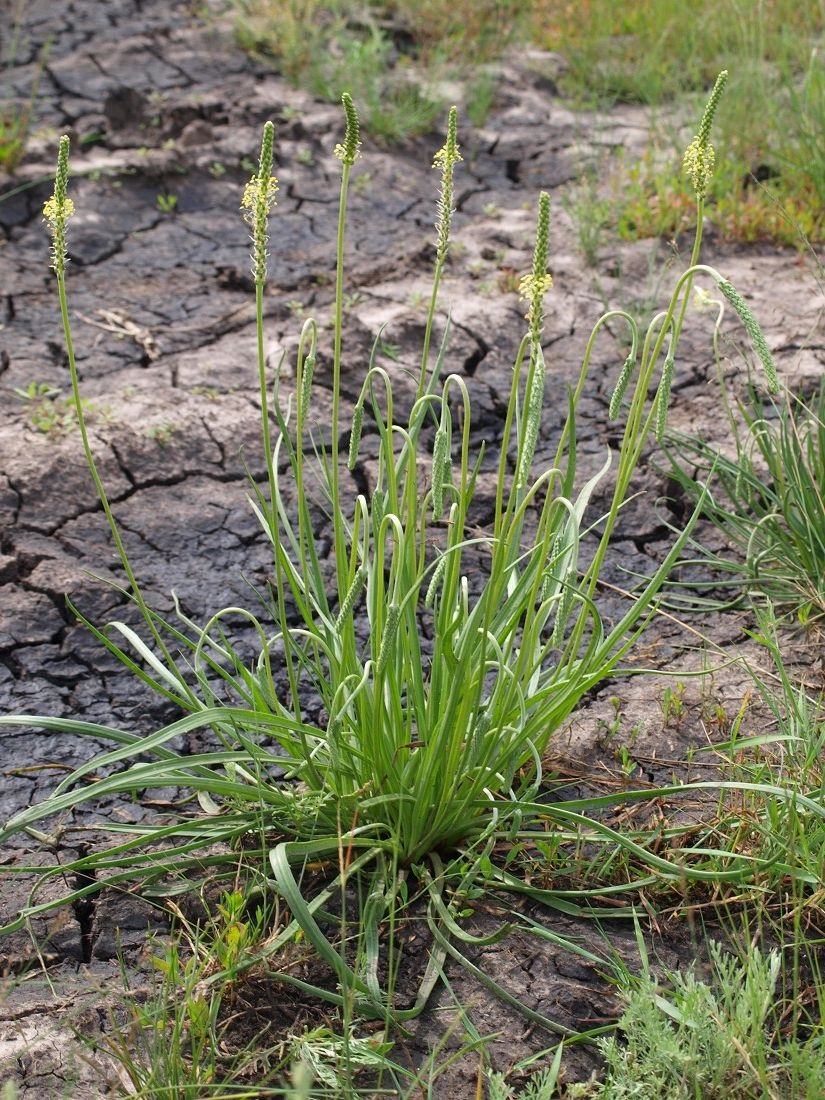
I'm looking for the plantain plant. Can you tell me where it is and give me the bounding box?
[3,75,814,1035]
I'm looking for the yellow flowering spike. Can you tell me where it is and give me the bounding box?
[243,121,277,285]
[42,195,76,227]
[43,135,75,277]
[683,137,716,200]
[432,137,462,173]
[521,191,552,336]
[682,70,728,199]
[434,106,461,262]
[241,175,278,223]
[518,273,554,321]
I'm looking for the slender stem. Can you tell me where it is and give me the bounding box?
[331,161,352,602]
[58,271,183,683]
[418,258,444,399]
[256,280,277,526]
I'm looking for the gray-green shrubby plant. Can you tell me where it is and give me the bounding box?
[587,941,825,1098]
[4,78,821,1032]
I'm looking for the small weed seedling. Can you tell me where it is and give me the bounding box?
[145,419,177,446]
[156,191,178,214]
[563,167,613,268]
[660,680,686,724]
[13,380,98,437]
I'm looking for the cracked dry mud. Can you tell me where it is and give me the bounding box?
[1,2,824,1096]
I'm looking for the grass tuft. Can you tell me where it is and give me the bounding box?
[665,380,825,624]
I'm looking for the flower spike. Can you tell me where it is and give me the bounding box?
[241,120,278,285]
[335,93,361,166]
[433,106,462,263]
[683,70,728,200]
[43,135,75,277]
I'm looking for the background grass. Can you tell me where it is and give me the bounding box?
[0,0,49,174]
[230,0,825,243]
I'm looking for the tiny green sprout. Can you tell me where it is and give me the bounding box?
[518,272,554,325]
[334,92,361,166]
[683,69,728,199]
[146,420,177,446]
[14,380,61,402]
[378,339,400,361]
[241,120,278,286]
[14,381,97,436]
[214,889,250,968]
[616,744,637,777]
[661,682,686,723]
[42,134,74,277]
[598,696,624,743]
[156,192,178,214]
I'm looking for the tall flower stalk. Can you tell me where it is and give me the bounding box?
[43,136,186,703]
[515,190,552,489]
[329,93,362,602]
[241,119,279,521]
[418,104,461,398]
